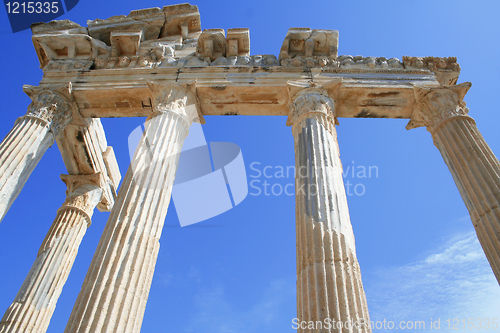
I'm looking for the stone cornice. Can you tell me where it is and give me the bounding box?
[406,82,472,134]
[30,7,458,83]
[29,5,458,121]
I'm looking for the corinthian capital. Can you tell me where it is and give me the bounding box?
[406,82,472,133]
[23,84,74,137]
[146,82,204,125]
[286,79,342,126]
[60,173,103,225]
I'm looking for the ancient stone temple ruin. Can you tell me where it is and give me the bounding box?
[0,3,499,333]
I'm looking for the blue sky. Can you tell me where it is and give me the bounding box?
[0,1,499,332]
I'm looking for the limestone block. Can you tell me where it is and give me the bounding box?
[56,119,121,212]
[226,28,250,57]
[87,7,165,46]
[32,33,110,68]
[308,29,338,57]
[196,29,226,60]
[161,3,201,40]
[110,30,142,56]
[31,20,87,35]
[279,27,338,62]
[103,146,121,189]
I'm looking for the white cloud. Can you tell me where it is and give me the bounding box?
[365,231,500,332]
[184,278,296,333]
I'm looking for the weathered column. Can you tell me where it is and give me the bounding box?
[288,84,371,332]
[65,83,201,333]
[0,85,73,223]
[0,173,102,333]
[407,82,500,284]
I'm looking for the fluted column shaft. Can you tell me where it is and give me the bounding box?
[64,84,200,333]
[289,86,371,333]
[407,82,500,283]
[0,174,102,333]
[0,86,73,223]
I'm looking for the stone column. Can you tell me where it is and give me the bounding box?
[0,85,73,223]
[64,83,201,333]
[288,85,371,332]
[407,82,500,284]
[0,174,102,333]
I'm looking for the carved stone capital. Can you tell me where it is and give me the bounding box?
[60,173,103,225]
[23,84,74,137]
[147,82,204,125]
[406,82,472,133]
[286,79,342,126]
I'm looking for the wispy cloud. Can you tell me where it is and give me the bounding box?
[184,278,296,333]
[365,231,500,332]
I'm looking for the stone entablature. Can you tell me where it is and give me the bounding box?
[28,3,460,124]
[31,4,458,88]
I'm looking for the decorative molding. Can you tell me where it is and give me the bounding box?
[403,56,460,85]
[23,85,74,137]
[406,82,472,133]
[146,82,204,125]
[44,60,94,72]
[281,56,339,68]
[403,56,460,72]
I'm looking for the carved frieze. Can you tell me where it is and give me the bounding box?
[403,56,460,85]
[30,7,458,77]
[44,60,94,72]
[338,55,403,69]
[93,55,155,69]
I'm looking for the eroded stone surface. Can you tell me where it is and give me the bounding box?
[64,84,198,333]
[0,175,102,333]
[407,82,500,284]
[0,85,73,224]
[289,84,371,332]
